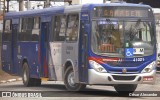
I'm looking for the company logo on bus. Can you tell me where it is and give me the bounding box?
[122,68,127,73]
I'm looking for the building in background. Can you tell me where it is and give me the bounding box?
[153,8,160,59]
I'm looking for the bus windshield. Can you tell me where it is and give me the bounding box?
[91,19,154,57]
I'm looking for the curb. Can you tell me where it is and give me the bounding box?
[0,78,22,84]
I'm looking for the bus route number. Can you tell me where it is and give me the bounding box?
[133,58,144,62]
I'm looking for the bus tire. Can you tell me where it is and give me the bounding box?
[64,67,86,91]
[22,62,34,87]
[114,84,137,94]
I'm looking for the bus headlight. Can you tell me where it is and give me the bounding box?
[157,60,160,65]
[141,61,156,73]
[89,60,107,73]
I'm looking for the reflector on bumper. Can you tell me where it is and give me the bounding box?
[143,76,154,81]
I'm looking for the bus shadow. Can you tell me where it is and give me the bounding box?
[41,84,138,97]
[0,82,140,97]
[41,84,66,91]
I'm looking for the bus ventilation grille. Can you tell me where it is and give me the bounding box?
[112,75,136,81]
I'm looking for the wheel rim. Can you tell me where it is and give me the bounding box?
[67,71,76,87]
[23,70,27,82]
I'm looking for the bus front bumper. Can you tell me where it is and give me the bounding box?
[88,69,156,85]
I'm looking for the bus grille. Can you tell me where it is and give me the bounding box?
[112,75,136,81]
[109,70,139,74]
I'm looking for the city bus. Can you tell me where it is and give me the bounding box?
[1,3,156,93]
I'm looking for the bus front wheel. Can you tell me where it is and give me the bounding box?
[64,67,86,91]
[114,84,137,94]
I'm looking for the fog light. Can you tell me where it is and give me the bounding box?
[157,61,160,65]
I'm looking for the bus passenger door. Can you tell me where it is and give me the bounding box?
[79,20,89,82]
[12,24,18,74]
[39,22,49,77]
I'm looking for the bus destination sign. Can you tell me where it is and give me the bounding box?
[93,7,149,18]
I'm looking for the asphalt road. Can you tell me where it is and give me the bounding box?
[0,72,160,100]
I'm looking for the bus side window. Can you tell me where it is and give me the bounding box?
[3,20,12,41]
[21,18,27,33]
[32,17,40,41]
[66,14,79,41]
[18,17,34,41]
[53,15,66,41]
[18,18,27,41]
[26,18,34,41]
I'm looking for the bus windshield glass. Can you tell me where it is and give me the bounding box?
[91,19,154,57]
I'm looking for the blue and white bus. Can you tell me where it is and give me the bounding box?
[1,3,156,93]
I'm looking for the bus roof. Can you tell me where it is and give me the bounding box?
[5,3,151,19]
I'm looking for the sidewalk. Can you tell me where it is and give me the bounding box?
[0,70,21,84]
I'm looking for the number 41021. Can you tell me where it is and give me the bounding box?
[133,58,145,62]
